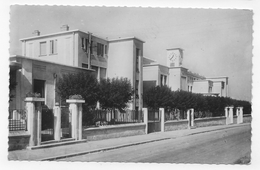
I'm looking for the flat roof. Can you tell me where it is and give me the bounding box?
[108,36,145,43]
[206,76,228,79]
[166,48,184,51]
[143,63,169,69]
[20,29,108,42]
[9,55,94,72]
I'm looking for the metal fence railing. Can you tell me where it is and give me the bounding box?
[9,109,27,131]
[86,109,143,127]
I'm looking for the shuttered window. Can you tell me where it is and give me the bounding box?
[40,42,47,56]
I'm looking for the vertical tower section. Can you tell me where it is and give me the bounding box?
[166,48,183,68]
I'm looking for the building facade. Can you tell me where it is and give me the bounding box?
[143,48,229,97]
[10,25,144,111]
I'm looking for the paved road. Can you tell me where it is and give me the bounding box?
[59,124,251,164]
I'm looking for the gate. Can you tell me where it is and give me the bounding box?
[61,106,72,139]
[41,107,54,142]
[148,109,161,133]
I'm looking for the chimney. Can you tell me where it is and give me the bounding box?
[32,30,40,36]
[60,25,69,31]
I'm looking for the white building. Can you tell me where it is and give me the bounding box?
[10,25,144,111]
[143,48,228,97]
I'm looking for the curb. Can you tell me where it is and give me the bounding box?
[28,139,87,150]
[39,123,250,161]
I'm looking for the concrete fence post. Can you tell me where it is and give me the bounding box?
[240,107,244,123]
[25,97,45,147]
[190,108,194,127]
[53,103,61,141]
[225,107,229,125]
[142,108,148,134]
[66,99,85,140]
[187,108,194,129]
[159,108,165,132]
[229,106,234,124]
[236,107,243,124]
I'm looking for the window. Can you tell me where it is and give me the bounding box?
[90,41,93,54]
[190,86,192,92]
[81,38,85,48]
[164,75,167,85]
[136,48,140,73]
[160,75,164,86]
[40,42,47,56]
[50,40,57,54]
[81,37,88,52]
[82,63,88,68]
[85,39,88,52]
[97,43,104,56]
[105,45,108,55]
[136,80,139,97]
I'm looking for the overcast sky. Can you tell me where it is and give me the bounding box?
[10,6,253,101]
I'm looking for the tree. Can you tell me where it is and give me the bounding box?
[98,77,133,111]
[143,85,173,110]
[56,71,99,109]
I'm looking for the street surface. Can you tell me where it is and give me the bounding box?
[59,124,251,164]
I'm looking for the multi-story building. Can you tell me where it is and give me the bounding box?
[10,25,144,111]
[143,48,228,97]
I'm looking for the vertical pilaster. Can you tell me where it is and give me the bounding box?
[78,103,83,140]
[66,99,85,140]
[159,108,165,132]
[25,97,44,147]
[142,108,148,134]
[54,103,61,141]
[240,107,243,123]
[225,107,229,125]
[36,102,42,146]
[190,108,194,127]
[187,109,194,129]
[229,106,234,124]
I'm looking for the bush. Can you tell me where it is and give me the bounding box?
[56,71,99,109]
[144,86,251,115]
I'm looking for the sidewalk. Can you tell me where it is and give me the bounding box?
[8,123,250,161]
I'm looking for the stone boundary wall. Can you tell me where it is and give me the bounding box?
[8,131,30,151]
[82,123,146,141]
[243,114,252,123]
[194,116,226,128]
[165,120,188,132]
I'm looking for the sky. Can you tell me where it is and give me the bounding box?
[9,5,253,101]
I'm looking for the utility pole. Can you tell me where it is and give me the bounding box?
[88,32,92,69]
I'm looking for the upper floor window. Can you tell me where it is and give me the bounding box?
[50,39,57,54]
[97,43,104,56]
[105,45,108,55]
[81,37,88,52]
[40,41,47,56]
[90,41,93,54]
[136,48,140,73]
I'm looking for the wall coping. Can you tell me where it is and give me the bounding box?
[24,97,45,102]
[9,131,30,137]
[244,114,251,117]
[194,116,226,121]
[66,99,85,103]
[165,119,188,123]
[84,123,145,131]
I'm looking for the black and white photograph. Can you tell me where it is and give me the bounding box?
[2,0,260,169]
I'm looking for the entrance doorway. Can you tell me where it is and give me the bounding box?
[33,79,45,97]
